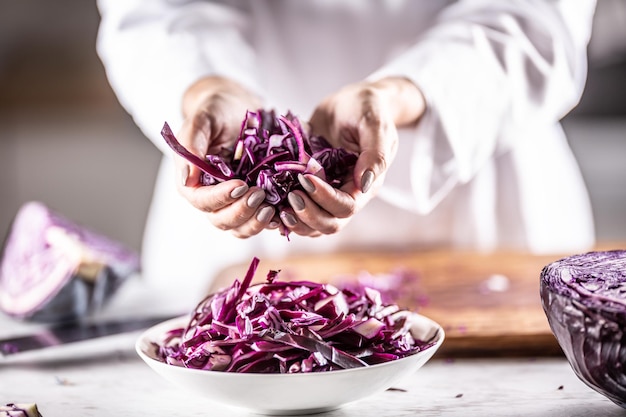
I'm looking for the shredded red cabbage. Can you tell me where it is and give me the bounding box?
[154,257,436,374]
[161,110,357,233]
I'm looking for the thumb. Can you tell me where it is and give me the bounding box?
[175,117,210,188]
[353,112,397,193]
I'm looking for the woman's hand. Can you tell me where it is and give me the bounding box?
[280,76,426,237]
[174,76,278,238]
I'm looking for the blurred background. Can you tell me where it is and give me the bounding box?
[1,0,625,253]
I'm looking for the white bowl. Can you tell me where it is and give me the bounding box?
[136,314,444,415]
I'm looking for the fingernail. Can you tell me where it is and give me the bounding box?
[280,211,298,227]
[298,174,315,193]
[256,206,274,223]
[230,184,249,199]
[268,221,280,229]
[361,170,375,193]
[247,190,266,208]
[288,192,305,211]
[181,164,189,187]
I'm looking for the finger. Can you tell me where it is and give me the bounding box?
[206,187,267,230]
[286,190,345,235]
[179,180,249,213]
[353,103,397,193]
[279,208,322,237]
[297,174,357,218]
[229,204,276,239]
[174,115,211,188]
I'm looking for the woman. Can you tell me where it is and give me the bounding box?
[96,0,596,311]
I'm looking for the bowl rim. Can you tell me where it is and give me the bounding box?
[136,313,445,378]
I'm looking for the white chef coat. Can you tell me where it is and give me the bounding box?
[96,0,596,310]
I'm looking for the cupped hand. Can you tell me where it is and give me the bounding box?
[281,76,426,237]
[175,76,278,238]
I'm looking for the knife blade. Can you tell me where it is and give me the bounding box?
[0,315,176,357]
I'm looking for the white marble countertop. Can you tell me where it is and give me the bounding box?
[1,312,625,417]
[1,279,625,417]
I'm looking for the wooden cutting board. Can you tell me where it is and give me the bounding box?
[209,246,621,358]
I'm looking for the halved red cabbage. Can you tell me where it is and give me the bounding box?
[161,110,357,232]
[0,201,140,323]
[540,250,626,408]
[154,257,438,374]
[0,403,42,417]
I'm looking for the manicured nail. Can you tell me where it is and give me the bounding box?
[298,174,315,193]
[256,206,274,223]
[181,164,189,187]
[361,170,375,193]
[268,221,280,229]
[280,211,298,227]
[230,184,249,199]
[288,192,305,211]
[247,190,266,208]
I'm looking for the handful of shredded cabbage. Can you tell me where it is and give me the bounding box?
[161,109,357,239]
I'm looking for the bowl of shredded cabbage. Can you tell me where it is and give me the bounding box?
[136,257,444,415]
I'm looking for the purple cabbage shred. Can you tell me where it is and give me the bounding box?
[154,257,436,374]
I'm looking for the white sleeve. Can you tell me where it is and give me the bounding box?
[368,0,597,214]
[96,0,264,154]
